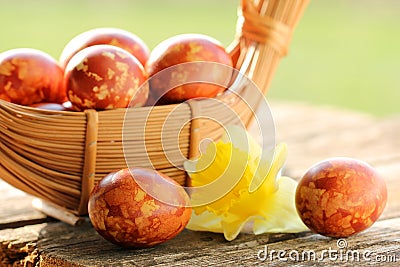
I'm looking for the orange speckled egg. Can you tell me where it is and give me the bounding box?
[0,48,66,105]
[64,45,148,111]
[145,33,233,104]
[88,168,192,248]
[295,157,387,238]
[59,27,149,69]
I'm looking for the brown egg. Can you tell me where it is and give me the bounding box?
[59,27,149,69]
[64,45,148,111]
[295,157,387,238]
[145,33,233,104]
[88,168,192,248]
[0,48,66,105]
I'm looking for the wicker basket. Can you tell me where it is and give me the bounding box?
[0,0,310,221]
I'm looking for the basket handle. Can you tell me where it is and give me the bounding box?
[238,0,292,56]
[77,109,99,214]
[228,0,310,97]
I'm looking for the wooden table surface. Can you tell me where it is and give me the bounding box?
[1,101,400,266]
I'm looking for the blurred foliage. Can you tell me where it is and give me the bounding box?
[0,0,398,116]
[0,0,238,55]
[271,0,400,116]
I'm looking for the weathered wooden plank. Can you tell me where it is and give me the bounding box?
[247,217,400,267]
[0,180,49,230]
[0,219,304,267]
[1,216,399,267]
[0,223,44,267]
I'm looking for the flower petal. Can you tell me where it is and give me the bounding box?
[185,126,306,240]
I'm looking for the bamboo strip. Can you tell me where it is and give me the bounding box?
[0,143,81,196]
[32,198,84,226]
[0,150,79,208]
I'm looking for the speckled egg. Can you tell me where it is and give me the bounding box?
[88,168,192,248]
[295,157,387,237]
[59,27,149,69]
[64,44,148,111]
[145,33,233,104]
[0,48,66,105]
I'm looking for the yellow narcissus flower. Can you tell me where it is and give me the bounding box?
[184,125,307,241]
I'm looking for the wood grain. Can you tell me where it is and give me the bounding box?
[0,182,50,230]
[1,217,399,266]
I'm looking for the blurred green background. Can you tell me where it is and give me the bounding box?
[0,0,399,116]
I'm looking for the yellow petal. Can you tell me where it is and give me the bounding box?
[186,175,307,240]
[185,126,306,241]
[252,176,308,234]
[185,210,224,234]
[221,125,262,157]
[186,141,250,212]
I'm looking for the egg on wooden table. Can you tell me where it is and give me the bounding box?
[64,45,148,111]
[88,168,192,248]
[59,27,149,69]
[0,48,66,105]
[145,33,233,104]
[295,157,387,238]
